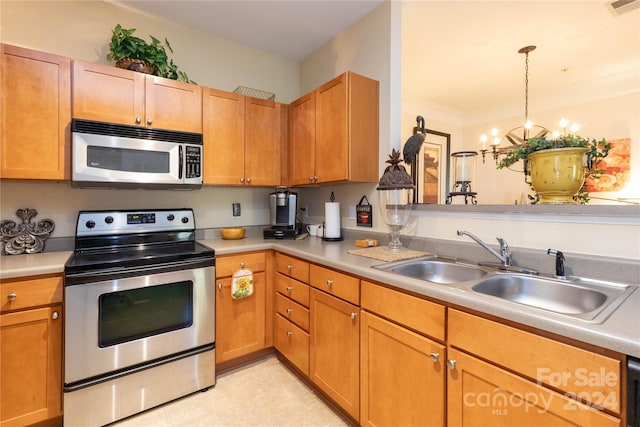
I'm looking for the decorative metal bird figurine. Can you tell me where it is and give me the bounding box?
[402,115,426,165]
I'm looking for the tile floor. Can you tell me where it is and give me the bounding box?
[111,356,349,427]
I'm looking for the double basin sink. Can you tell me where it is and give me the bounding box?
[374,256,636,323]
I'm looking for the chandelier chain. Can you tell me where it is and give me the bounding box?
[524,50,529,123]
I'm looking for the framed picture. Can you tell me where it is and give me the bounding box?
[415,129,451,204]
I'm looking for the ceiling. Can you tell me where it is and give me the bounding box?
[115,0,639,118]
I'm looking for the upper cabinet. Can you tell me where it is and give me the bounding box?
[1,44,71,180]
[72,60,202,133]
[289,71,379,186]
[203,88,284,186]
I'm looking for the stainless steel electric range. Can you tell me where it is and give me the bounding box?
[63,208,215,427]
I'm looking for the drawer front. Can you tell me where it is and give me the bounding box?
[1,275,63,312]
[275,253,309,283]
[361,280,445,342]
[216,252,266,277]
[310,264,360,305]
[449,309,621,414]
[274,274,310,307]
[274,313,309,375]
[275,292,310,331]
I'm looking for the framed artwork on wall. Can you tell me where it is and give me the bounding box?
[416,129,451,204]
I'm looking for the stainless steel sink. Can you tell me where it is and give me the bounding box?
[471,274,635,322]
[376,258,488,284]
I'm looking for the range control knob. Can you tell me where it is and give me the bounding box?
[85,220,96,229]
[181,217,189,224]
[167,214,175,221]
[105,216,114,224]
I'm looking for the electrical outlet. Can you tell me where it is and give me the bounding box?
[303,205,309,218]
[232,203,241,217]
[348,205,356,220]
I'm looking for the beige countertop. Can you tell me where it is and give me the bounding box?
[2,237,638,358]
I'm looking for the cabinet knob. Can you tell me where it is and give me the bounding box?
[286,286,292,292]
[217,283,223,289]
[240,177,245,183]
[350,312,357,320]
[246,177,251,183]
[287,264,292,272]
[135,117,142,124]
[287,331,292,337]
[309,176,314,182]
[147,118,153,125]
[286,308,293,314]
[447,359,457,370]
[429,352,440,362]
[7,293,16,301]
[52,311,59,320]
[240,262,245,268]
[326,279,333,286]
[313,176,319,182]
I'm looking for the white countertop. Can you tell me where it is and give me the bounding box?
[2,237,638,358]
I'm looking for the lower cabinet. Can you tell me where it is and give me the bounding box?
[360,311,445,427]
[309,288,360,421]
[0,275,63,427]
[215,252,268,364]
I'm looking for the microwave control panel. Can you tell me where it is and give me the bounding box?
[185,145,201,178]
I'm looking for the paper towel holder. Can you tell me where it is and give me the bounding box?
[322,192,343,241]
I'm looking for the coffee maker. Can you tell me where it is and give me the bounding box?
[263,186,298,239]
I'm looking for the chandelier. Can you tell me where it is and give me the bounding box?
[479,45,555,164]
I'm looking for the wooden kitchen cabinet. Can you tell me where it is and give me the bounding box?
[1,44,70,180]
[72,60,202,133]
[447,309,622,425]
[360,311,445,427]
[203,88,283,186]
[215,252,269,364]
[273,253,310,375]
[289,71,379,186]
[0,274,63,427]
[310,287,360,421]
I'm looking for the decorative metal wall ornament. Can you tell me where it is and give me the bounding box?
[0,209,55,255]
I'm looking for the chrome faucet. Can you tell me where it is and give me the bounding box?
[457,230,512,267]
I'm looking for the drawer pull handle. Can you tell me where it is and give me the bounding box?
[52,311,59,320]
[429,352,440,362]
[7,293,16,301]
[286,286,293,292]
[447,359,457,370]
[240,262,245,268]
[326,279,333,286]
[287,264,293,272]
[218,283,223,289]
[287,331,292,337]
[286,308,293,314]
[350,312,357,320]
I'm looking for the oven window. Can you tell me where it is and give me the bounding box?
[87,146,170,173]
[99,281,193,347]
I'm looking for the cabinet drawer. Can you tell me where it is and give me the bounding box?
[216,252,266,277]
[274,274,309,307]
[275,253,309,283]
[449,309,621,414]
[275,292,309,331]
[310,264,359,305]
[274,313,309,375]
[361,281,445,342]
[1,275,63,312]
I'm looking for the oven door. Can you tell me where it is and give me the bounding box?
[72,131,201,186]
[64,265,215,384]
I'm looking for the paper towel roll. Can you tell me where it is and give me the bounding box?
[324,202,341,238]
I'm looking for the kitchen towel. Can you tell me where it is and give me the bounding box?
[324,202,341,238]
[231,268,253,299]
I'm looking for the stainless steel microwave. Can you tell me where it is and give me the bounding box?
[71,119,203,189]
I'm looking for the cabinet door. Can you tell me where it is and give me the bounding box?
[315,73,348,183]
[144,75,202,133]
[447,348,620,427]
[288,91,316,185]
[0,305,62,427]
[202,88,245,185]
[215,272,266,363]
[244,97,281,186]
[310,288,359,420]
[72,60,145,126]
[360,311,445,427]
[1,44,70,180]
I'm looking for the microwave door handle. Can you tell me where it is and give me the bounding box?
[178,145,183,180]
